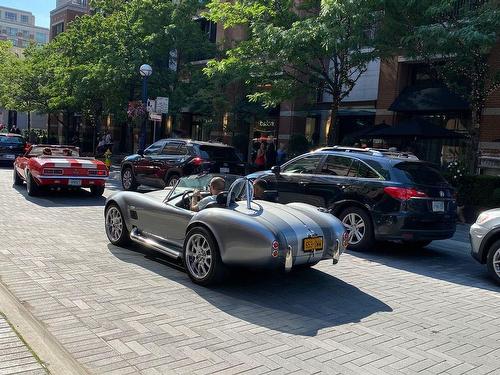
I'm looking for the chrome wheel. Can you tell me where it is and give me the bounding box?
[186,233,212,280]
[167,176,179,187]
[106,206,123,243]
[122,169,133,190]
[493,248,500,278]
[342,213,366,245]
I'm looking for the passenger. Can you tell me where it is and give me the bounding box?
[191,177,225,212]
[253,179,267,200]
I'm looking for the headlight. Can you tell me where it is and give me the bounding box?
[476,212,491,225]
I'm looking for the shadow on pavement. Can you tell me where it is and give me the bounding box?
[12,183,106,207]
[348,237,500,292]
[108,243,393,337]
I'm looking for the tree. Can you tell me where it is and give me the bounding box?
[205,0,385,144]
[386,0,500,169]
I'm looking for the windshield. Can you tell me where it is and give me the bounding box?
[165,173,241,202]
[395,162,448,186]
[0,135,24,144]
[198,145,241,162]
[28,146,80,157]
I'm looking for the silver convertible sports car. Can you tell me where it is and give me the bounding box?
[104,174,348,285]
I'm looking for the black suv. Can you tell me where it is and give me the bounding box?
[121,139,245,190]
[0,133,26,165]
[250,147,456,250]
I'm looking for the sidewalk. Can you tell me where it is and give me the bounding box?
[0,313,47,375]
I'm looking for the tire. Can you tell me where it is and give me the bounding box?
[486,240,500,285]
[165,173,180,187]
[121,166,138,191]
[26,171,40,197]
[183,226,225,286]
[339,206,374,251]
[90,185,105,196]
[402,240,432,250]
[105,204,131,246]
[13,167,23,186]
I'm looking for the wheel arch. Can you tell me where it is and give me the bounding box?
[186,221,221,248]
[330,200,372,218]
[165,168,183,182]
[479,229,500,264]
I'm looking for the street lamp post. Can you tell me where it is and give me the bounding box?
[139,64,153,151]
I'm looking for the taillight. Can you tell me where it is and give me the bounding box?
[191,157,204,166]
[43,168,63,176]
[384,186,427,200]
[272,240,280,250]
[89,169,107,176]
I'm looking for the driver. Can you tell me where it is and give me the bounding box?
[190,177,225,212]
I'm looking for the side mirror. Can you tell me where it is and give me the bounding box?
[271,165,281,175]
[137,149,144,156]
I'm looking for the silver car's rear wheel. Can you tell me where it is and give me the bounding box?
[105,204,130,246]
[183,227,225,286]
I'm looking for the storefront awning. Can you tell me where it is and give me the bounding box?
[389,85,469,113]
[367,118,465,139]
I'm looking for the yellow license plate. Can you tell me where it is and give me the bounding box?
[303,236,323,252]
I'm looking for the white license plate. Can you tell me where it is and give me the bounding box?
[4,154,15,160]
[219,167,230,173]
[68,179,82,186]
[432,201,445,212]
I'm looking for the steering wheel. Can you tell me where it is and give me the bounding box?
[181,190,194,209]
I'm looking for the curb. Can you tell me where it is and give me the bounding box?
[0,279,90,375]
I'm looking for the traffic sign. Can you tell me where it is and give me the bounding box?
[155,97,169,114]
[149,112,162,121]
[147,99,156,113]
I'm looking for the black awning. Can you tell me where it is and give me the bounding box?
[367,118,464,139]
[389,85,469,113]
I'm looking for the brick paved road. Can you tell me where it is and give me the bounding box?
[0,313,47,374]
[0,167,499,374]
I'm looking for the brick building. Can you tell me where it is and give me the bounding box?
[50,0,90,41]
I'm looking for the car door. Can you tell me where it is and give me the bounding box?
[134,140,167,186]
[156,141,189,187]
[305,155,355,209]
[274,154,325,205]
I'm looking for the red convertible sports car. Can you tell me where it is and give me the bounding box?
[13,145,108,197]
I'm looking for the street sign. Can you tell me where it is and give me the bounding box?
[149,112,162,121]
[147,99,156,113]
[155,97,169,114]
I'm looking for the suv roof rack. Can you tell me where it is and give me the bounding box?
[316,146,419,160]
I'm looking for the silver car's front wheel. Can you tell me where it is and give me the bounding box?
[184,227,225,286]
[186,234,212,279]
[105,204,130,246]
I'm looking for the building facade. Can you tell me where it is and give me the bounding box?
[0,6,49,131]
[50,0,90,41]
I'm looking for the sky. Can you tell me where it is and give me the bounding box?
[0,0,56,28]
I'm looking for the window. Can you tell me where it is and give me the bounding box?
[395,162,447,186]
[320,155,353,176]
[282,155,322,174]
[35,32,47,44]
[161,142,186,156]
[52,22,64,38]
[7,27,17,36]
[350,160,380,179]
[198,145,240,162]
[5,12,17,21]
[143,140,167,155]
[21,15,29,23]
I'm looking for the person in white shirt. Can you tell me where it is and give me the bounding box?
[191,177,225,212]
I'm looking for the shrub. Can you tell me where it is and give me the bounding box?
[446,174,500,208]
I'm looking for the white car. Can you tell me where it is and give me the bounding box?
[470,209,500,284]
